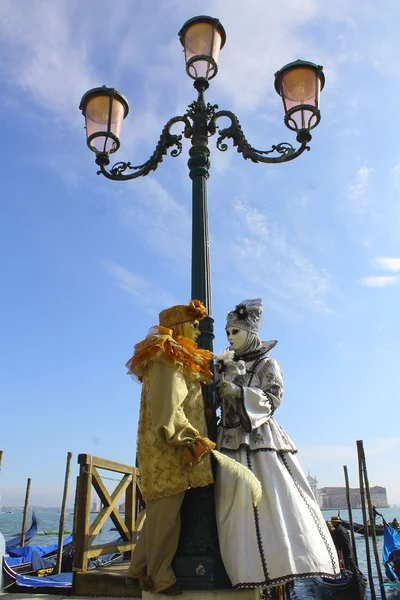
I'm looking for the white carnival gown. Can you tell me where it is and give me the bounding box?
[215,344,340,589]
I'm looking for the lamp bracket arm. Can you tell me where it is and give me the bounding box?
[209,110,311,163]
[97,114,192,181]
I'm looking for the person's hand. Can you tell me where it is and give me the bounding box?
[182,436,216,466]
[223,360,241,377]
[217,379,241,398]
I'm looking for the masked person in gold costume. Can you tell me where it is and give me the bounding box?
[126,300,215,595]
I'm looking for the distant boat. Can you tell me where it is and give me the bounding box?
[5,512,38,551]
[339,518,385,537]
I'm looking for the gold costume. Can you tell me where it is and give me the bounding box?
[126,303,214,594]
[131,330,214,500]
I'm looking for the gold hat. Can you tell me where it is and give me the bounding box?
[159,299,207,328]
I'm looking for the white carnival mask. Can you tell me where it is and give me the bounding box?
[226,327,248,352]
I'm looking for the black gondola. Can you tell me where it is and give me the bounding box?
[337,517,385,536]
[310,566,367,600]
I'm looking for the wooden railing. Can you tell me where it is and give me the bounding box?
[73,454,143,573]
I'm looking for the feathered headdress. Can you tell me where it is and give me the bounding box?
[226,298,263,334]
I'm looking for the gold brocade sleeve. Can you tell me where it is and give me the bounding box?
[147,358,200,445]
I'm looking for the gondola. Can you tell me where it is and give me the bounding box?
[2,535,123,593]
[382,522,400,590]
[2,534,74,590]
[12,550,123,592]
[5,534,74,563]
[5,511,38,550]
[310,566,367,600]
[338,518,385,536]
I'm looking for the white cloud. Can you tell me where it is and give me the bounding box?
[101,260,176,314]
[347,166,374,213]
[118,178,191,265]
[229,199,331,313]
[373,257,400,272]
[0,0,357,128]
[361,276,397,288]
[0,0,97,126]
[207,0,320,111]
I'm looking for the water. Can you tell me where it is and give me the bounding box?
[295,507,400,599]
[0,508,117,548]
[1,507,400,598]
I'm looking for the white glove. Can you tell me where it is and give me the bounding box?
[217,379,241,398]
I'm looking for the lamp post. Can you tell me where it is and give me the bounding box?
[80,15,325,591]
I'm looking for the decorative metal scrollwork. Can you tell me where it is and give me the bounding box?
[186,99,218,123]
[95,91,313,180]
[209,110,310,164]
[97,115,191,181]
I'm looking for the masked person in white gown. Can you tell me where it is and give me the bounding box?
[215,298,340,591]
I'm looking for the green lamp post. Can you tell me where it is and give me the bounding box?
[79,15,325,590]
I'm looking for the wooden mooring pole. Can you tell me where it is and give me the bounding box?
[357,440,387,600]
[73,475,80,540]
[343,464,358,567]
[20,478,31,548]
[357,441,377,600]
[0,450,3,472]
[55,451,73,574]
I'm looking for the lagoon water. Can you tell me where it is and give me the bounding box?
[2,507,400,598]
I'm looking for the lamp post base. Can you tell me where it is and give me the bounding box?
[173,553,231,590]
[172,485,230,590]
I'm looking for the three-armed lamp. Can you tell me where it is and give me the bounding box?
[80,15,324,175]
[79,16,325,591]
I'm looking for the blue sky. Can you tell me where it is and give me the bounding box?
[1,0,400,508]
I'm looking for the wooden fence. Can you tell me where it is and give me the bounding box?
[73,453,143,573]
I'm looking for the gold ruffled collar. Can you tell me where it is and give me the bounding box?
[126,326,213,382]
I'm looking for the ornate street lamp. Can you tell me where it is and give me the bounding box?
[80,15,325,591]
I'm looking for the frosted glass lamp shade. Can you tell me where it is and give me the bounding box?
[179,16,226,80]
[79,86,129,155]
[274,60,325,133]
